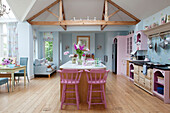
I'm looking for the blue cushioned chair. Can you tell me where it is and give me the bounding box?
[14,57,29,83]
[0,78,9,92]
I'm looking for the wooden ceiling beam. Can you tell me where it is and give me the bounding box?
[29,21,60,25]
[101,25,107,30]
[59,0,62,21]
[101,0,105,30]
[108,9,120,18]
[60,25,67,30]
[105,0,108,21]
[61,0,67,30]
[27,0,60,22]
[107,0,140,22]
[30,20,138,26]
[47,9,59,19]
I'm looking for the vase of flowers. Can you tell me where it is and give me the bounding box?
[63,51,78,64]
[2,58,13,67]
[74,44,85,65]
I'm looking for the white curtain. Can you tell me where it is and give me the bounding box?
[7,22,18,62]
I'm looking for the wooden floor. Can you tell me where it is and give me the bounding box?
[0,73,170,113]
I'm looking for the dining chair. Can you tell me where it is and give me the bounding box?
[58,69,83,110]
[14,57,29,83]
[85,69,110,109]
[0,78,9,92]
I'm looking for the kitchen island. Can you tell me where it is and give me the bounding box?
[59,61,106,103]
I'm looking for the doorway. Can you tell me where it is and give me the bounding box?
[112,38,117,74]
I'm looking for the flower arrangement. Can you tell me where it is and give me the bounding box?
[74,44,85,60]
[2,58,13,65]
[64,51,76,58]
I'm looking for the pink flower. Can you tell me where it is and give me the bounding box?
[79,45,85,50]
[86,48,90,51]
[64,51,69,55]
[83,54,85,57]
[74,44,77,50]
[69,54,74,58]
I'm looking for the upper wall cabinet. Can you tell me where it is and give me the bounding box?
[135,31,148,50]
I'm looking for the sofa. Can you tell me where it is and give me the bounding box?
[34,58,57,78]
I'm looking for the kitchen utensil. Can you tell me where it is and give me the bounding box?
[155,43,157,52]
[166,37,170,43]
[149,43,153,49]
[159,41,166,49]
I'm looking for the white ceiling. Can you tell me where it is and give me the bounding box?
[111,0,170,19]
[6,0,170,22]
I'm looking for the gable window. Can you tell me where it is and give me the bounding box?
[43,32,53,61]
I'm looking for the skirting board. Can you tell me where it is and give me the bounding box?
[134,82,153,95]
[30,74,34,79]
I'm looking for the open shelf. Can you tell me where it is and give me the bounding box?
[153,70,165,100]
[155,81,164,86]
[130,64,134,80]
[143,22,170,38]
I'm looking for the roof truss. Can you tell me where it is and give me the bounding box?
[27,0,140,31]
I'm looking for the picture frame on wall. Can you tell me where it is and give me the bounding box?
[77,36,90,51]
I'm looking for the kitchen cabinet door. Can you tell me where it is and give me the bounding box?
[145,78,152,90]
[134,74,139,83]
[146,69,152,80]
[139,77,145,86]
[134,65,139,74]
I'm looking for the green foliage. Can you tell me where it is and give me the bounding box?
[45,41,53,61]
[76,49,84,59]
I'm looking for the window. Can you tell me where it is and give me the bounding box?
[43,32,53,61]
[45,41,53,61]
[0,24,8,58]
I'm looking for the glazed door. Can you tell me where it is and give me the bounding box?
[112,42,117,74]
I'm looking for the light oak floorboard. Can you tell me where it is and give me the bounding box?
[0,72,170,113]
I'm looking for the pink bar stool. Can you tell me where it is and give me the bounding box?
[85,69,109,109]
[58,69,83,110]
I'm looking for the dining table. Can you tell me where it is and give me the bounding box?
[0,66,26,91]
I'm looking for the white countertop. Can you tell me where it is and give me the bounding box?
[60,61,106,69]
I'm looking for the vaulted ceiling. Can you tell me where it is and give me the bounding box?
[6,0,170,22]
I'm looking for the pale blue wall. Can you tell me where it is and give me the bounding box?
[95,33,105,62]
[133,6,170,64]
[61,33,72,64]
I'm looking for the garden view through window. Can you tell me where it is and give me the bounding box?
[45,41,53,61]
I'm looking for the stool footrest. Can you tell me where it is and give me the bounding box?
[91,90,102,92]
[91,102,104,105]
[63,103,77,105]
[91,97,102,99]
[65,91,75,93]
[66,98,76,100]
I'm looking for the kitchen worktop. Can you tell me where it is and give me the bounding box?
[60,61,106,69]
[129,60,170,70]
